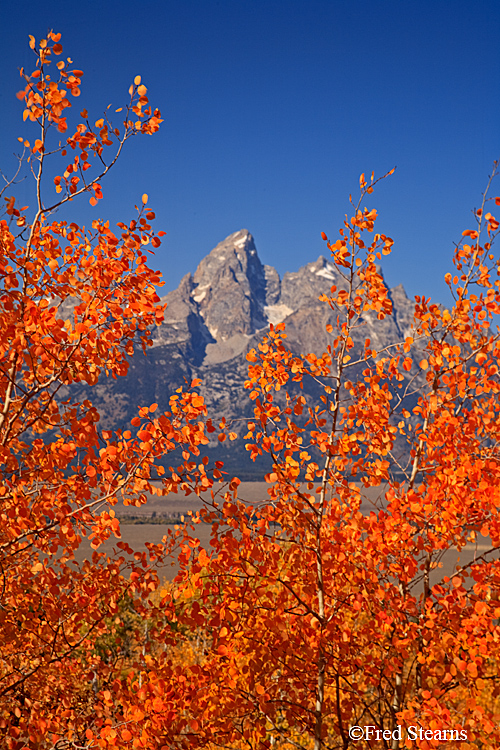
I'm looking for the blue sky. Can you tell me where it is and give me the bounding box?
[1,0,499,305]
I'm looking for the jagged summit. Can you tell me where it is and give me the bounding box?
[192,230,257,295]
[83,230,417,476]
[153,229,412,365]
[190,230,270,341]
[154,230,280,361]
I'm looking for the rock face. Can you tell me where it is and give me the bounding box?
[152,229,414,364]
[79,229,420,476]
[153,230,282,365]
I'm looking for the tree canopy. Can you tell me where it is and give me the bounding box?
[1,32,500,750]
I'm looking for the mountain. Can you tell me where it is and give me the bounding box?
[155,228,415,360]
[78,229,420,477]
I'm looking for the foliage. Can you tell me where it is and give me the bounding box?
[0,32,216,749]
[118,174,500,750]
[2,32,500,750]
[93,166,500,750]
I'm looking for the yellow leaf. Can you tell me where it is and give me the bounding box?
[31,562,43,574]
[134,75,141,85]
[141,193,148,204]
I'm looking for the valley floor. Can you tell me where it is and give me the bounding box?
[72,482,494,584]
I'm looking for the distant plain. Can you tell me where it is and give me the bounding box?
[71,482,495,585]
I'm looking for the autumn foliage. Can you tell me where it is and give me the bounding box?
[2,32,500,750]
[0,32,210,748]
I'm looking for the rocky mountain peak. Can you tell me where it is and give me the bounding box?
[153,231,415,365]
[82,229,422,475]
[189,230,271,342]
[192,230,259,290]
[279,255,340,311]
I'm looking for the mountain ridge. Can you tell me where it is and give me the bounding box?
[66,229,419,477]
[152,228,414,367]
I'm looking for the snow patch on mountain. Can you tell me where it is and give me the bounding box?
[315,266,336,280]
[265,303,295,326]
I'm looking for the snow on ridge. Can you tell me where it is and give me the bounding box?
[315,267,335,280]
[193,283,209,303]
[265,303,294,326]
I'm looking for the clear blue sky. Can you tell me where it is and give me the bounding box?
[2,0,499,305]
